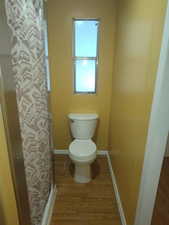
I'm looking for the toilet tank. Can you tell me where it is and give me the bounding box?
[68,113,98,139]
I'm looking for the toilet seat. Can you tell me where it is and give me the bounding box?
[69,139,96,162]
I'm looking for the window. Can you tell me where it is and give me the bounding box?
[73,19,100,93]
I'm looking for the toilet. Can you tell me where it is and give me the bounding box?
[68,113,98,183]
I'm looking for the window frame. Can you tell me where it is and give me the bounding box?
[72,18,100,94]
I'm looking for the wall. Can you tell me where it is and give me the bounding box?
[0,106,19,225]
[47,0,116,149]
[109,0,167,224]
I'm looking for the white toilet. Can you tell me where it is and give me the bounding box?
[68,113,98,183]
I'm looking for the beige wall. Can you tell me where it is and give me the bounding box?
[109,0,167,224]
[47,0,116,149]
[0,106,19,225]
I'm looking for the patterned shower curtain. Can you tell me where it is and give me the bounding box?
[5,1,53,225]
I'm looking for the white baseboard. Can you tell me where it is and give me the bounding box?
[53,149,108,155]
[53,149,68,154]
[41,184,57,225]
[106,152,127,225]
[53,149,127,225]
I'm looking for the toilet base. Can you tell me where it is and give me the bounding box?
[74,163,91,183]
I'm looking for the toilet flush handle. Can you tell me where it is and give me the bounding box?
[70,119,74,123]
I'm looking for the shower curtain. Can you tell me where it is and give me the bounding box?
[5,1,53,225]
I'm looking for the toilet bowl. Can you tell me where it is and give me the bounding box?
[68,113,98,183]
[69,139,96,183]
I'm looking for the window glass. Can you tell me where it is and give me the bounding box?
[75,20,98,57]
[75,59,96,93]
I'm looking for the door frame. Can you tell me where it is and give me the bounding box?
[0,1,31,223]
[134,1,169,225]
[0,68,31,225]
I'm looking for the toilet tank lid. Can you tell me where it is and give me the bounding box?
[68,113,98,120]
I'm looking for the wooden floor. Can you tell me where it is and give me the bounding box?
[50,155,122,225]
[151,157,169,225]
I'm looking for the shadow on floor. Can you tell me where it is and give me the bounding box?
[69,159,101,180]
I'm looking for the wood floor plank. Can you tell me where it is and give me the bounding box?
[151,157,169,225]
[50,155,122,225]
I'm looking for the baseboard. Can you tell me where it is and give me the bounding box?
[53,149,108,155]
[106,152,127,225]
[53,149,68,154]
[41,184,57,225]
